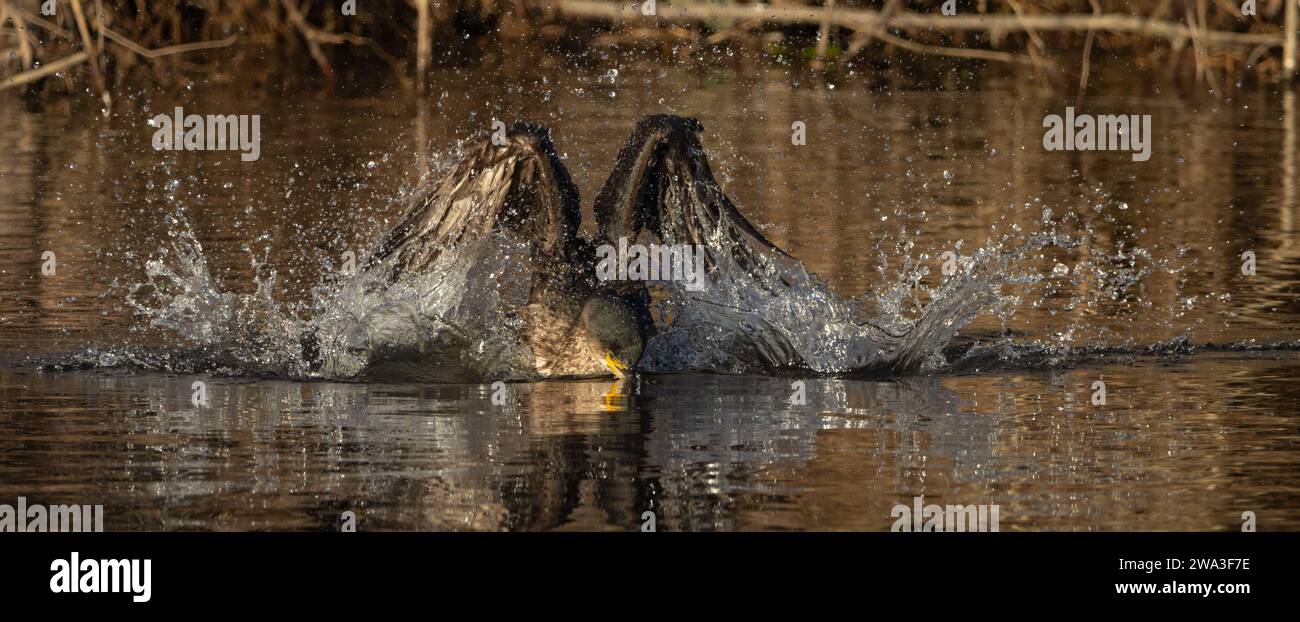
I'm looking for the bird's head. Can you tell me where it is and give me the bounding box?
[580,295,645,379]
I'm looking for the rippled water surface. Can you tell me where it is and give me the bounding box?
[1,65,1298,530]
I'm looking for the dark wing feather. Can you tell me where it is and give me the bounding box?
[593,115,811,371]
[368,123,580,278]
[593,115,793,288]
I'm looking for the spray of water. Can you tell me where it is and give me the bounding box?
[99,201,1190,380]
[125,213,313,376]
[638,206,1070,375]
[79,156,1293,381]
[120,206,551,381]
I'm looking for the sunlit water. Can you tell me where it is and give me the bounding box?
[1,62,1297,530]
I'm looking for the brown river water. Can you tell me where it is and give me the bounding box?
[1,62,1297,531]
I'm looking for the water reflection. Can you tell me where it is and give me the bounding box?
[2,352,1296,531]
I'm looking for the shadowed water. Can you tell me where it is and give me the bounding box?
[1,354,1296,531]
[1,63,1297,530]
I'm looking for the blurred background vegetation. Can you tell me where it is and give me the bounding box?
[2,0,1298,101]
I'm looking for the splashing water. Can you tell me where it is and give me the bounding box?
[125,213,314,376]
[74,168,1288,381]
[121,208,547,381]
[98,202,1199,380]
[638,208,1066,375]
[309,232,539,382]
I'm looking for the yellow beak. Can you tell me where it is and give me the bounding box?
[603,351,628,379]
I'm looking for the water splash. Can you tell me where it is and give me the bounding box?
[118,207,549,381]
[638,214,1064,374]
[69,187,1280,381]
[125,213,313,376]
[309,232,538,382]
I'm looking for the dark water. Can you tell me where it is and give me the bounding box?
[1,64,1298,530]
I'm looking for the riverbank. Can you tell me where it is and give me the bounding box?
[3,0,1298,103]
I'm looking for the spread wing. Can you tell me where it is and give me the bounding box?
[594,115,814,371]
[367,123,581,278]
[592,115,796,291]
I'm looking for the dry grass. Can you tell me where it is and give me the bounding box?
[1,0,1296,100]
